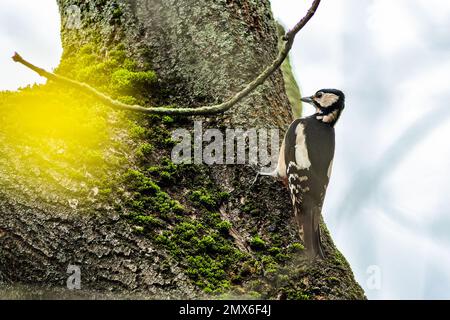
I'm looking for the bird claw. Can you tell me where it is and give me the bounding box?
[250,172,261,188]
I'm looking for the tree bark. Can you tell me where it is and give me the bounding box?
[59,0,293,128]
[0,0,365,299]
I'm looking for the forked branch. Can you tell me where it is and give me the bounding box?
[12,0,321,116]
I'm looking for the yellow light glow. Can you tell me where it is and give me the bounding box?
[0,83,133,209]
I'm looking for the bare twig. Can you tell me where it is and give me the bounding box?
[12,0,321,116]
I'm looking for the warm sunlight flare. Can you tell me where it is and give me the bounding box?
[0,83,130,208]
[0,41,161,212]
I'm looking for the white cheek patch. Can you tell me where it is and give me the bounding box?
[316,93,339,108]
[294,124,311,170]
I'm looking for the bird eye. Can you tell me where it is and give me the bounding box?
[316,92,323,98]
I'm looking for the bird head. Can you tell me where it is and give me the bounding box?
[301,89,345,126]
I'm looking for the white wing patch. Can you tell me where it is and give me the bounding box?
[294,124,311,170]
[258,135,287,179]
[327,160,333,178]
[276,136,287,179]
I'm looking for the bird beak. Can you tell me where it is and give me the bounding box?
[301,96,314,105]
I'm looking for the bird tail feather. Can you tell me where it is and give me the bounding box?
[298,207,324,260]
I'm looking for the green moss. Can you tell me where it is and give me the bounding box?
[133,226,145,233]
[249,236,266,250]
[162,116,174,124]
[249,291,262,299]
[125,169,160,193]
[135,181,247,293]
[186,255,230,292]
[146,157,178,185]
[174,221,203,238]
[274,253,290,262]
[123,168,185,220]
[285,290,311,300]
[268,247,281,257]
[57,42,157,105]
[326,277,340,284]
[117,96,138,105]
[218,192,230,201]
[151,216,244,293]
[109,47,127,62]
[334,250,348,266]
[147,125,174,148]
[111,69,157,95]
[155,234,170,245]
[289,242,305,253]
[112,7,123,20]
[129,124,148,139]
[190,190,216,209]
[216,220,232,234]
[129,212,164,228]
[136,143,154,159]
[199,235,217,252]
[189,188,228,210]
[99,188,112,196]
[240,260,258,277]
[79,44,95,55]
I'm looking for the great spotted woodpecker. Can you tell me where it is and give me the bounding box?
[260,89,345,259]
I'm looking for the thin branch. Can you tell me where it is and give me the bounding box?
[12,0,321,116]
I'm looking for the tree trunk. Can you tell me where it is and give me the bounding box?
[0,0,365,299]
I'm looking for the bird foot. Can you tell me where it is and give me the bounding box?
[250,172,261,188]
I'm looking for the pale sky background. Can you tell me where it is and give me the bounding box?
[1,0,450,299]
[0,0,61,90]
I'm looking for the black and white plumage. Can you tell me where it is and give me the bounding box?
[261,89,345,259]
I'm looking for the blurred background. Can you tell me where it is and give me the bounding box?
[1,0,450,299]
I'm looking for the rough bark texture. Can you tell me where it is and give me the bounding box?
[59,0,292,128]
[0,0,365,299]
[0,196,196,298]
